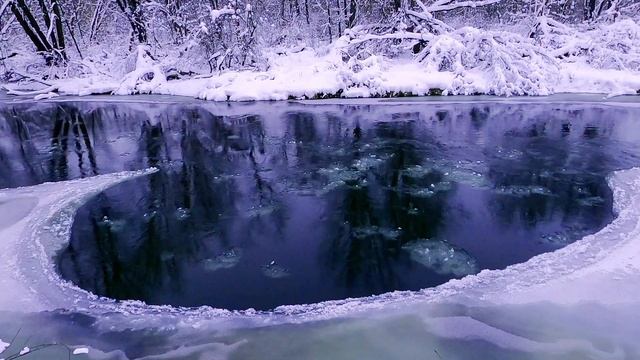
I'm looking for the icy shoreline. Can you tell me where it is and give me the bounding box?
[0,163,639,323]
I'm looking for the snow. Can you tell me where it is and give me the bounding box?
[0,339,8,353]
[29,45,640,100]
[30,46,639,101]
[72,347,89,355]
[4,20,639,101]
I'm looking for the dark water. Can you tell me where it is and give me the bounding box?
[2,99,640,310]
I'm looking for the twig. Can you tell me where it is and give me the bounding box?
[0,52,18,61]
[5,343,72,360]
[5,69,53,86]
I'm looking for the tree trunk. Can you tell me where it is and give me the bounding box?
[37,0,58,49]
[326,0,333,41]
[14,0,53,51]
[304,0,310,24]
[10,0,66,65]
[585,0,597,19]
[348,0,356,28]
[115,0,148,44]
[51,0,66,57]
[335,0,342,35]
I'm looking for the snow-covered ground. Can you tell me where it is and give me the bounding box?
[4,19,640,102]
[16,47,640,102]
[1,99,640,358]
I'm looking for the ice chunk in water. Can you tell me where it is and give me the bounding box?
[434,160,489,188]
[402,165,434,178]
[317,166,366,194]
[494,147,524,160]
[0,339,9,353]
[539,232,570,246]
[539,225,592,247]
[261,261,291,279]
[352,226,402,240]
[203,248,243,272]
[97,216,112,227]
[407,181,453,197]
[244,204,279,218]
[175,207,191,221]
[97,216,126,232]
[318,166,361,183]
[143,210,157,222]
[494,185,553,197]
[577,196,606,207]
[402,239,479,277]
[73,347,89,355]
[352,155,385,171]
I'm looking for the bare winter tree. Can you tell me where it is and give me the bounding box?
[6,0,67,64]
[114,0,147,43]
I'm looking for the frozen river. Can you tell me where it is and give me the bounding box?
[0,96,639,359]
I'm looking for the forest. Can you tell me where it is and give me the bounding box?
[1,0,639,98]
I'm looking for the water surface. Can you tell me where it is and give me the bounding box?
[2,99,640,310]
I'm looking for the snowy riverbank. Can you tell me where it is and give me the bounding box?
[6,48,640,102]
[4,19,640,102]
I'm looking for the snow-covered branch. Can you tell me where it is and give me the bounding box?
[422,0,504,12]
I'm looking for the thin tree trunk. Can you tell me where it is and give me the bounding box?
[342,0,348,27]
[115,0,147,44]
[348,0,356,28]
[335,0,342,35]
[326,0,333,41]
[51,0,66,57]
[585,0,597,19]
[64,18,82,59]
[89,0,104,42]
[37,0,58,49]
[15,0,53,51]
[10,3,49,53]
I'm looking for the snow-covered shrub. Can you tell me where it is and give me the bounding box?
[114,45,167,95]
[421,27,559,95]
[340,23,560,96]
[531,17,640,71]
